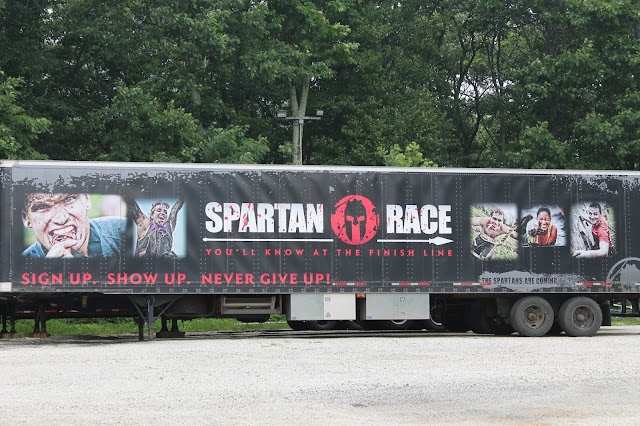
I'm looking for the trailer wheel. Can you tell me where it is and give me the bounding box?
[287,320,308,331]
[383,319,415,330]
[358,320,414,330]
[558,297,602,337]
[421,304,446,331]
[441,304,470,333]
[467,302,491,334]
[481,315,514,336]
[509,296,554,337]
[441,315,470,333]
[467,301,513,335]
[421,318,446,332]
[342,320,363,330]
[303,320,337,331]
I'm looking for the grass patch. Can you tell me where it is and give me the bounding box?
[611,317,640,326]
[8,314,638,337]
[9,315,290,336]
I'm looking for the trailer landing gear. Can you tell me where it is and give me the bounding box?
[130,296,182,341]
[29,302,50,338]
[1,302,22,338]
[156,316,185,339]
[131,296,157,341]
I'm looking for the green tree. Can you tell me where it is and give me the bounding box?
[508,122,570,169]
[263,0,358,164]
[1,0,274,162]
[511,0,640,169]
[309,1,452,166]
[84,86,268,163]
[3,0,640,170]
[0,72,49,159]
[379,142,438,168]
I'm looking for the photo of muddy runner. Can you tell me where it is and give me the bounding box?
[470,204,519,261]
[22,193,127,258]
[571,202,616,259]
[132,198,186,258]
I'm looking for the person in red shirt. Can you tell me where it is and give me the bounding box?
[573,202,614,258]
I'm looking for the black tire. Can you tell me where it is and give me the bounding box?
[358,320,413,330]
[357,320,384,330]
[600,302,611,326]
[509,296,554,337]
[441,303,471,333]
[287,320,308,331]
[405,320,428,330]
[484,315,514,336]
[303,320,337,331]
[236,315,270,323]
[491,322,515,336]
[287,320,337,331]
[382,319,414,330]
[331,321,350,330]
[423,304,446,331]
[558,297,602,337]
[441,314,470,333]
[467,302,491,334]
[467,301,513,335]
[342,320,363,330]
[421,318,446,332]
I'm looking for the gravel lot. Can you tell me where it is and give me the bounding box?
[2,326,640,425]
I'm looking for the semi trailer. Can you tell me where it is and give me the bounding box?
[1,160,639,339]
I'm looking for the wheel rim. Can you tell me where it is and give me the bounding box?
[572,306,595,329]
[523,305,546,329]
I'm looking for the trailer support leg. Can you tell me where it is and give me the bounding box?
[156,317,185,339]
[135,316,144,341]
[1,302,21,339]
[9,302,18,336]
[147,297,155,341]
[129,296,181,341]
[29,302,50,338]
[0,304,7,336]
[31,315,40,335]
[129,296,156,341]
[156,314,185,339]
[40,316,48,336]
[40,303,48,336]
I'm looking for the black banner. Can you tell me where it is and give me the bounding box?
[6,162,640,294]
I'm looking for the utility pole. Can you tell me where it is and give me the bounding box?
[277,109,323,165]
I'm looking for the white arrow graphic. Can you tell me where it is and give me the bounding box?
[377,237,454,245]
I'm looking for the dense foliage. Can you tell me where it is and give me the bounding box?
[1,0,639,169]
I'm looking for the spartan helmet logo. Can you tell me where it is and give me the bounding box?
[344,199,366,242]
[331,195,379,245]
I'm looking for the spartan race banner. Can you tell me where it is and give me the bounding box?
[4,162,640,294]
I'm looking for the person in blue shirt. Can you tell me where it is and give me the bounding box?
[22,193,126,258]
